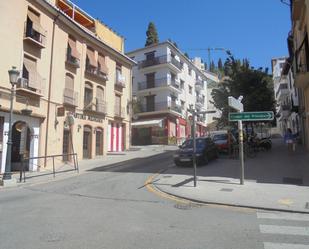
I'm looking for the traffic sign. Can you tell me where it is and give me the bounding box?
[229,111,274,122]
[228,96,243,112]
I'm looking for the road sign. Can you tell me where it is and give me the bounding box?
[229,111,274,122]
[228,96,243,112]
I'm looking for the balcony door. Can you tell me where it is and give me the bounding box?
[146,95,155,112]
[146,73,155,89]
[83,126,92,159]
[146,51,155,61]
[115,94,121,116]
[84,82,93,109]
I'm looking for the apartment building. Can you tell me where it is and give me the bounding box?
[127,41,208,145]
[287,0,309,150]
[272,57,301,136]
[0,0,135,173]
[192,57,221,129]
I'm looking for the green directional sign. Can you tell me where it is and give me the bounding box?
[229,111,274,122]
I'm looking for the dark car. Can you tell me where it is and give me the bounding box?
[173,137,218,166]
[210,132,236,153]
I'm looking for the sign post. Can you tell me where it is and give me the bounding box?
[228,96,244,185]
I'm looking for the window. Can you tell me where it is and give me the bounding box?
[96,86,105,113]
[84,82,93,108]
[145,95,155,112]
[189,85,192,94]
[189,68,192,76]
[145,51,155,61]
[181,100,185,109]
[64,73,75,105]
[95,128,103,156]
[146,73,155,88]
[98,53,108,75]
[180,80,185,89]
[86,47,96,68]
[62,128,70,161]
[67,36,80,61]
[23,56,40,91]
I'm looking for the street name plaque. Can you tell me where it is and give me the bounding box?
[229,111,274,122]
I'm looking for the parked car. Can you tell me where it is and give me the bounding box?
[209,130,236,153]
[173,137,218,166]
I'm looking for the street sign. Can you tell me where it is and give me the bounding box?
[228,96,243,112]
[229,111,274,122]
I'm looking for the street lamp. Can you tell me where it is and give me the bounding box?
[2,66,19,183]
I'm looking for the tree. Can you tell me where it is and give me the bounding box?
[211,54,275,128]
[145,22,159,46]
[218,58,223,70]
[184,52,190,59]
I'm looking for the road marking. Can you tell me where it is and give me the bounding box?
[257,212,309,221]
[278,199,294,206]
[259,225,309,236]
[264,242,309,249]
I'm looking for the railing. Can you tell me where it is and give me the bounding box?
[138,55,182,70]
[85,64,108,80]
[63,88,78,106]
[17,77,45,95]
[275,83,288,98]
[19,153,79,183]
[138,77,181,91]
[138,101,182,114]
[24,22,46,47]
[96,98,107,114]
[114,106,125,118]
[66,52,80,67]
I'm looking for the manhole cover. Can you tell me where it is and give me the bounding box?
[282,177,303,185]
[220,188,233,192]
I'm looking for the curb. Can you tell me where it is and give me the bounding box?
[150,174,309,214]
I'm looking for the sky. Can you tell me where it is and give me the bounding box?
[72,0,291,70]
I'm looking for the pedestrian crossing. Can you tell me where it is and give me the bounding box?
[257,211,309,249]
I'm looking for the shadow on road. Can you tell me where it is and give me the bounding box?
[88,139,309,187]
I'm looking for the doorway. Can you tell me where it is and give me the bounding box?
[11,121,31,171]
[83,126,92,159]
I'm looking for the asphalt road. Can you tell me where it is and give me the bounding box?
[0,152,309,249]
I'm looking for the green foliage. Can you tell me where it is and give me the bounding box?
[145,22,159,46]
[218,58,223,70]
[184,52,190,59]
[211,56,275,128]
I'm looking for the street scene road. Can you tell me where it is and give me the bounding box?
[1,141,309,249]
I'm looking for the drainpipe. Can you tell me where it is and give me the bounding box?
[44,12,60,167]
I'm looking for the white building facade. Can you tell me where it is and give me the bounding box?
[272,57,301,136]
[127,42,208,145]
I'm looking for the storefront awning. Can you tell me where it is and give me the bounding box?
[132,119,163,128]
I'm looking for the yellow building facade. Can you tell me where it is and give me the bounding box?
[0,0,135,173]
[291,0,309,151]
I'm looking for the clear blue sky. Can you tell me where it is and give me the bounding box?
[72,0,291,70]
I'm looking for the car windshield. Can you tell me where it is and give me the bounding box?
[213,134,227,141]
[182,138,205,148]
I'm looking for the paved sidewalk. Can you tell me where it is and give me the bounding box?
[1,145,177,187]
[152,139,309,213]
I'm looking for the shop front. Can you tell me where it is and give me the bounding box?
[0,112,40,173]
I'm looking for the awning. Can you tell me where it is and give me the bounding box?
[132,119,163,128]
[27,10,45,35]
[98,54,109,75]
[68,37,80,59]
[86,48,97,67]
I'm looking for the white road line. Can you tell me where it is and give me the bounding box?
[264,242,309,249]
[259,225,309,236]
[257,212,309,222]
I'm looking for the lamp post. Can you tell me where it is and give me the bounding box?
[2,66,19,182]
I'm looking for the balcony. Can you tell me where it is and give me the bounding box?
[137,101,182,115]
[63,88,78,106]
[115,71,126,88]
[195,96,205,108]
[95,98,107,114]
[275,83,289,101]
[114,106,125,118]
[16,77,44,97]
[66,52,80,68]
[85,64,108,81]
[138,55,182,73]
[23,22,46,49]
[137,77,182,94]
[195,79,204,91]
